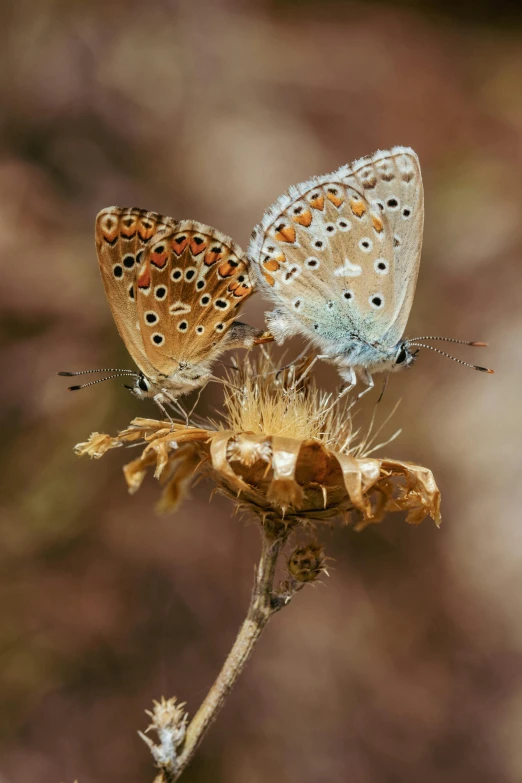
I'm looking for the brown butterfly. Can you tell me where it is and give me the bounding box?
[60,207,268,415]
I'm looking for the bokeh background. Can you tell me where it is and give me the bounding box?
[2,1,522,781]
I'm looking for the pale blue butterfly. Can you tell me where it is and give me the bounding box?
[248,146,492,396]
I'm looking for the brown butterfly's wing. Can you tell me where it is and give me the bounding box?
[95,207,178,378]
[135,221,254,375]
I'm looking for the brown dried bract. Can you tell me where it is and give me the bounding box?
[75,419,440,529]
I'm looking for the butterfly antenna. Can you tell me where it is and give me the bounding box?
[58,369,137,377]
[65,373,139,391]
[408,337,488,347]
[408,343,494,373]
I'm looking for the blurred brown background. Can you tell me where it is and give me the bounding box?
[1,0,522,781]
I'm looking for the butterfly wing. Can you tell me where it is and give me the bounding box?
[135,221,254,375]
[338,146,424,346]
[249,175,396,347]
[95,207,178,378]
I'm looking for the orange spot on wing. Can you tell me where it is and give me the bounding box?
[137,266,151,289]
[372,215,384,233]
[204,249,223,266]
[274,226,296,243]
[309,194,324,211]
[229,284,251,298]
[263,259,280,272]
[150,250,168,268]
[189,237,209,256]
[263,272,275,287]
[102,225,118,244]
[293,210,313,227]
[138,220,156,241]
[171,235,189,256]
[218,260,239,278]
[327,193,344,208]
[350,199,367,217]
[121,220,137,239]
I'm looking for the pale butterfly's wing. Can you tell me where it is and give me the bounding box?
[136,221,254,375]
[249,172,396,347]
[95,207,178,378]
[338,146,424,347]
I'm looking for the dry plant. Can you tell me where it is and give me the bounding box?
[74,350,440,782]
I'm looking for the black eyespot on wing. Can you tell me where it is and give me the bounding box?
[113,265,123,278]
[193,236,204,245]
[123,255,135,269]
[196,280,205,290]
[215,299,227,309]
[185,270,196,281]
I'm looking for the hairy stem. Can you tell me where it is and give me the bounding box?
[152,528,289,783]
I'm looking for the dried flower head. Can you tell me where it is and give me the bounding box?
[287,542,328,583]
[138,696,188,773]
[75,352,441,530]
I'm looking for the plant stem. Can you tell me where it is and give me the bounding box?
[153,528,288,783]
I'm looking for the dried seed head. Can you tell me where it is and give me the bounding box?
[287,542,327,583]
[74,354,441,528]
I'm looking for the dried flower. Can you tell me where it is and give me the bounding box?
[74,352,441,529]
[287,542,328,583]
[138,696,188,774]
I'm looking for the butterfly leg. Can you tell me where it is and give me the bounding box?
[356,370,375,400]
[161,389,190,427]
[153,393,174,424]
[337,366,357,399]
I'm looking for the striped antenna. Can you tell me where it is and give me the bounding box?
[58,369,136,377]
[408,343,494,373]
[408,337,488,347]
[64,373,139,391]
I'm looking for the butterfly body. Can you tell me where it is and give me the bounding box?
[95,207,262,406]
[249,146,424,392]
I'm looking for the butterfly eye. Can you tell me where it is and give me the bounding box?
[396,347,408,365]
[138,376,149,392]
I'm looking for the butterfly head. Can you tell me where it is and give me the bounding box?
[126,373,156,399]
[393,342,418,371]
